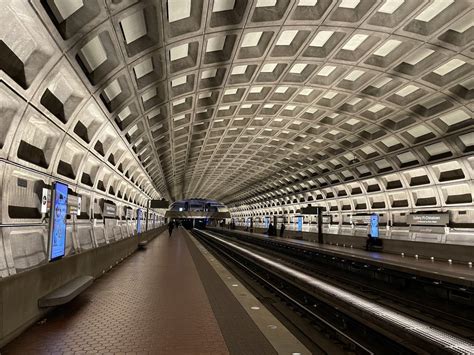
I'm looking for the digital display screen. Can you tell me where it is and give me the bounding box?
[50,182,68,260]
[370,213,379,238]
[297,216,303,232]
[137,208,142,234]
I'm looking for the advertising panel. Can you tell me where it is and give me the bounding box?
[137,208,142,234]
[370,213,379,238]
[350,215,372,224]
[322,215,332,224]
[49,182,68,260]
[68,195,82,216]
[297,216,303,232]
[150,200,170,208]
[41,187,49,213]
[301,206,320,215]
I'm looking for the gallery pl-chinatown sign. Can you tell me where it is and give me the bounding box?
[407,213,449,226]
[103,202,117,218]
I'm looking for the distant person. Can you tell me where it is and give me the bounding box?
[267,222,275,236]
[279,223,285,238]
[365,233,373,251]
[175,220,179,229]
[168,221,174,237]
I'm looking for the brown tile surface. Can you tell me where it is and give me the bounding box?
[2,229,229,355]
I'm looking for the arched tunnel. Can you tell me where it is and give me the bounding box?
[0,0,473,353]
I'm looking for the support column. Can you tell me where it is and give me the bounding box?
[317,208,323,244]
[145,200,150,231]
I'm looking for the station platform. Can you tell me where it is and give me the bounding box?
[210,227,474,288]
[1,228,309,354]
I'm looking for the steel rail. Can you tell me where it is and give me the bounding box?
[197,229,474,354]
[195,229,373,354]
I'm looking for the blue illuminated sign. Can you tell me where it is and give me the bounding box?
[137,208,142,234]
[370,213,379,238]
[49,182,68,260]
[264,217,269,228]
[297,216,303,232]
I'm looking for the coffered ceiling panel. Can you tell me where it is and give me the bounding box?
[31,0,473,204]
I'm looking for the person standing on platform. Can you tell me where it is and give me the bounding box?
[267,222,275,236]
[365,233,373,250]
[279,223,285,238]
[168,220,174,237]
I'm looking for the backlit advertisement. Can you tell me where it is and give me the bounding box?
[49,182,68,260]
[137,208,142,234]
[297,216,303,232]
[370,213,379,238]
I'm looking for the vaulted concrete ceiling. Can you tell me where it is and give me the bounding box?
[18,0,474,204]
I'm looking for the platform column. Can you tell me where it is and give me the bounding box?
[317,207,323,244]
[145,200,150,231]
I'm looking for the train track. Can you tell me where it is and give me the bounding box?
[193,228,474,354]
[209,229,474,334]
[193,229,387,354]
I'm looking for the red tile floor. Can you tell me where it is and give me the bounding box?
[3,228,229,354]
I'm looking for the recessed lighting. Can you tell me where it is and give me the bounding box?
[232,65,247,75]
[168,0,191,22]
[276,30,298,46]
[256,0,277,7]
[170,43,189,61]
[433,59,465,76]
[415,0,454,22]
[242,32,262,47]
[213,0,235,12]
[261,63,277,72]
[378,0,405,14]
[373,40,401,57]
[206,36,226,52]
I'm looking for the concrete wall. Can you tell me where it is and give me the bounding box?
[0,226,166,348]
